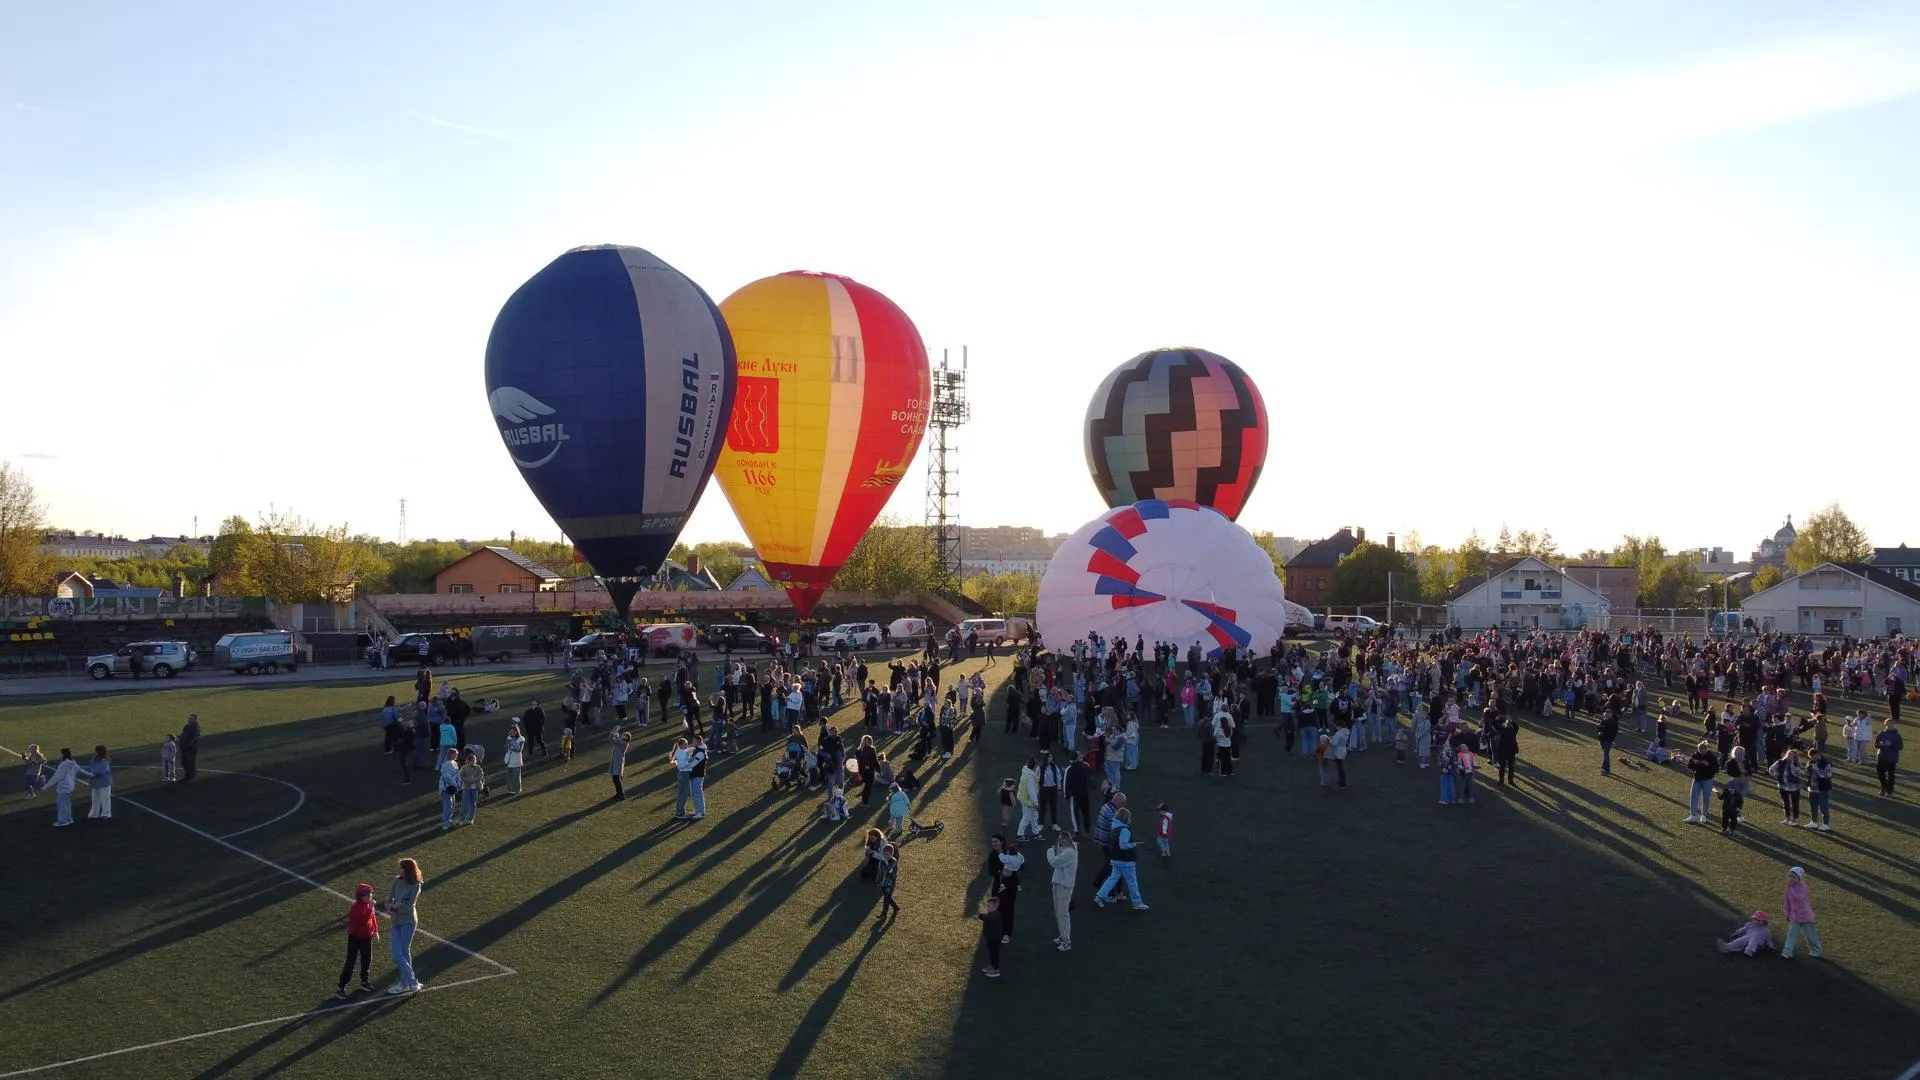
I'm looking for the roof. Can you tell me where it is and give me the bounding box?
[1743,562,1920,608]
[1284,528,1360,569]
[1447,574,1486,601]
[1871,545,1918,566]
[1843,563,1920,606]
[481,546,562,581]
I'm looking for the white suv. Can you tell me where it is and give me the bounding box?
[86,640,196,680]
[816,622,882,649]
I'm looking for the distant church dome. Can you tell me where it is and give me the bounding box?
[1774,517,1796,543]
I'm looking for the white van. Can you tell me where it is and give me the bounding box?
[887,617,930,644]
[1323,615,1382,634]
[959,617,1008,646]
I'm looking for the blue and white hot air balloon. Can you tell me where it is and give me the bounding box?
[484,245,736,617]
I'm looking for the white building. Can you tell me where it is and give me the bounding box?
[1738,562,1920,639]
[1446,556,1610,630]
[961,558,1051,578]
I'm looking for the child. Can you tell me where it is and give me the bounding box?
[822,785,848,823]
[1393,723,1409,765]
[160,735,179,782]
[886,782,912,837]
[1781,866,1822,959]
[1719,780,1744,834]
[1438,742,1457,806]
[1155,803,1173,857]
[20,744,45,799]
[875,843,900,925]
[975,895,1003,978]
[335,883,380,997]
[1655,713,1669,750]
[1715,910,1773,955]
[997,777,1016,826]
[1315,733,1333,787]
[560,727,575,763]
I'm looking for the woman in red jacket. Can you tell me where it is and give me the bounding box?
[336,883,380,997]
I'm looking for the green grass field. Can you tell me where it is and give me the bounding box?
[2,658,1917,1080]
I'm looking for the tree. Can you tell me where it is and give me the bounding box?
[963,570,1039,616]
[1749,564,1788,593]
[669,541,747,589]
[1787,503,1873,572]
[1457,530,1492,580]
[830,517,940,596]
[0,462,50,595]
[208,515,261,593]
[1325,541,1416,607]
[1638,554,1706,609]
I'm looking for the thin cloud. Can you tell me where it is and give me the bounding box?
[407,111,519,143]
[20,452,59,460]
[13,101,44,113]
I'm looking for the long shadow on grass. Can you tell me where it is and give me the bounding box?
[933,664,1920,1080]
[197,990,399,1079]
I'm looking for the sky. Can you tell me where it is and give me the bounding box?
[2,0,1917,558]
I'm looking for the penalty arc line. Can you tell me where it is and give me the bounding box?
[0,970,517,1079]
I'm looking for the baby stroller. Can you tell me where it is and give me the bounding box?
[771,747,819,792]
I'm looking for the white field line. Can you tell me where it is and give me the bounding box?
[0,745,520,1076]
[0,970,515,1079]
[1894,1058,1920,1080]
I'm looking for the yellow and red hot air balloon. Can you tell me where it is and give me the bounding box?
[715,271,930,618]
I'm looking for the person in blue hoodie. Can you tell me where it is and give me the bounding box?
[84,746,113,819]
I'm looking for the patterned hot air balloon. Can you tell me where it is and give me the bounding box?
[714,271,930,618]
[484,245,736,617]
[1036,499,1289,658]
[1083,347,1268,520]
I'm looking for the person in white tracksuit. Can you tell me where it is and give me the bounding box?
[48,749,81,827]
[1016,761,1041,841]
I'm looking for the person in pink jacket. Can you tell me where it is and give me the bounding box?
[1781,866,1823,959]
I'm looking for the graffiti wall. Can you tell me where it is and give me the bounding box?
[0,596,266,619]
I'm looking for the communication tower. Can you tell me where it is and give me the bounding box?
[398,499,408,545]
[925,347,970,588]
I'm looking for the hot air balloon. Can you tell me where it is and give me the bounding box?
[1084,347,1268,520]
[484,245,736,617]
[1036,499,1289,658]
[714,272,930,618]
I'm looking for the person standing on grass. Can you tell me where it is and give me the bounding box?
[1047,829,1077,952]
[457,750,484,825]
[392,713,415,786]
[438,749,462,832]
[382,858,426,994]
[1873,720,1902,797]
[1780,866,1823,959]
[1065,754,1092,835]
[874,843,900,926]
[1016,758,1042,841]
[18,744,45,799]
[1213,704,1236,778]
[1805,749,1834,831]
[380,696,401,754]
[975,896,1004,979]
[47,748,79,827]
[1597,709,1619,776]
[1329,721,1351,789]
[687,736,709,820]
[523,699,549,759]
[608,729,632,802]
[1684,741,1719,825]
[1769,747,1804,827]
[503,724,526,795]
[84,746,112,820]
[336,883,380,998]
[179,714,201,783]
[670,738,693,818]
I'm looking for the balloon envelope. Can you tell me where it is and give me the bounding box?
[1084,347,1268,520]
[714,271,930,618]
[1037,500,1288,658]
[483,245,736,615]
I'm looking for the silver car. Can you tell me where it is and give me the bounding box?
[86,640,196,680]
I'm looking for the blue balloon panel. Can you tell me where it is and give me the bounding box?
[484,245,736,601]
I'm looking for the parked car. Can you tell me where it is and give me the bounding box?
[958,617,1009,647]
[468,624,530,662]
[367,632,461,667]
[215,631,304,675]
[1324,615,1382,634]
[85,640,196,680]
[816,622,883,650]
[701,624,773,652]
[568,632,619,661]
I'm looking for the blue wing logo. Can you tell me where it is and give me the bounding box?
[490,385,568,469]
